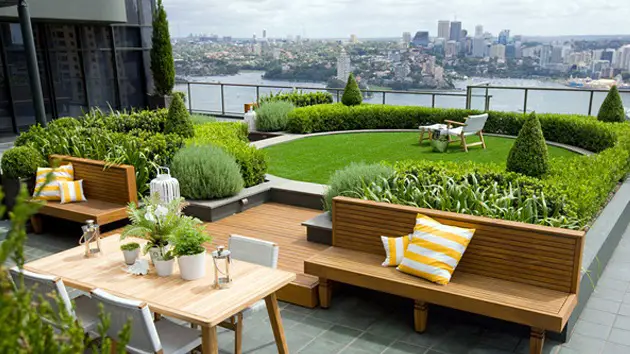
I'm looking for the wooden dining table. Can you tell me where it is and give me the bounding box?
[24,235,296,354]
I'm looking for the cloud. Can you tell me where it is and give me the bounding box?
[163,0,630,38]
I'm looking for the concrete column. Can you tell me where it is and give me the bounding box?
[17,0,46,127]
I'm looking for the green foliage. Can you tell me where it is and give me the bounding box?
[1,146,46,179]
[597,86,626,123]
[506,113,549,177]
[323,162,395,211]
[187,123,268,187]
[259,90,333,107]
[121,194,203,255]
[255,101,295,132]
[120,242,140,251]
[50,117,82,129]
[169,224,212,256]
[164,94,194,138]
[190,114,216,125]
[150,0,175,96]
[171,145,244,199]
[1,182,130,353]
[341,73,362,106]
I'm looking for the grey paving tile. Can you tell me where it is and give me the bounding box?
[339,347,372,354]
[561,334,606,353]
[430,326,484,354]
[613,314,630,331]
[335,312,379,331]
[298,338,346,354]
[468,343,514,354]
[580,308,617,327]
[382,341,429,354]
[283,303,316,316]
[557,348,581,354]
[264,308,306,329]
[608,328,630,346]
[477,328,521,351]
[319,325,363,346]
[623,293,630,304]
[592,288,626,302]
[284,330,318,353]
[573,319,612,340]
[586,297,622,314]
[597,278,630,293]
[601,341,630,354]
[397,322,448,348]
[365,317,413,340]
[619,304,630,316]
[292,317,334,337]
[345,332,397,353]
[514,338,562,354]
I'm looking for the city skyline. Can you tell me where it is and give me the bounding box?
[163,0,630,39]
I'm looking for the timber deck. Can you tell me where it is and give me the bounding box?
[202,202,328,308]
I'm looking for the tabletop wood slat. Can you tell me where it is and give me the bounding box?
[25,235,296,327]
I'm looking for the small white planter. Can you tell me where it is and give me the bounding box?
[148,244,170,264]
[178,251,206,281]
[122,249,140,265]
[154,259,175,277]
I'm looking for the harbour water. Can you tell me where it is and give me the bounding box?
[175,71,630,117]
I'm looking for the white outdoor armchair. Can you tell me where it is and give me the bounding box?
[443,113,489,152]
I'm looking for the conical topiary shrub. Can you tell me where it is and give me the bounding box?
[151,0,175,96]
[597,86,626,123]
[341,73,362,106]
[165,94,194,138]
[506,112,549,178]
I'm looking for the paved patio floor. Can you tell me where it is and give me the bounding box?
[3,220,630,354]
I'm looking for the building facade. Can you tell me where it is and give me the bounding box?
[412,31,429,47]
[336,47,351,81]
[437,20,449,39]
[449,21,461,42]
[0,0,153,135]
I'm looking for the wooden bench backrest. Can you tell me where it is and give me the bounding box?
[332,196,585,294]
[49,155,138,205]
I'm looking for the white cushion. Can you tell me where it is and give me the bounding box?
[419,123,447,131]
[443,127,476,136]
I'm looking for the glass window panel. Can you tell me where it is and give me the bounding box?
[47,25,78,50]
[81,25,112,50]
[87,78,118,109]
[2,23,45,50]
[0,49,13,133]
[116,51,145,108]
[84,50,115,79]
[114,27,141,48]
[141,27,152,48]
[140,0,153,25]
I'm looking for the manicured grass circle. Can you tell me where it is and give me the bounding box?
[265,132,577,184]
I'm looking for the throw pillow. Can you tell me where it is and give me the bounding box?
[59,180,87,204]
[397,214,475,285]
[33,164,74,201]
[380,234,413,267]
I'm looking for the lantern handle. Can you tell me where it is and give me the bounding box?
[156,166,171,176]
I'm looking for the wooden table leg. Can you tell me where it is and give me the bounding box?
[201,325,218,354]
[265,293,289,354]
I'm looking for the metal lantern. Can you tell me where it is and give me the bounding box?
[80,219,101,257]
[211,245,232,289]
[150,166,180,204]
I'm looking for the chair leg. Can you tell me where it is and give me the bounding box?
[414,300,428,333]
[462,134,468,152]
[319,278,332,308]
[529,327,545,354]
[419,129,425,144]
[31,215,43,234]
[479,131,487,149]
[234,313,243,354]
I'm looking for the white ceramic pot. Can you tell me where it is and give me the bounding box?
[148,244,170,264]
[154,259,175,277]
[177,251,206,281]
[122,248,140,265]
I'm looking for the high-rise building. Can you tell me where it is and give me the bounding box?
[263,29,267,39]
[472,36,486,58]
[551,45,564,63]
[620,45,630,71]
[402,32,411,45]
[505,44,516,59]
[350,34,358,43]
[498,30,510,45]
[540,45,553,67]
[336,48,351,81]
[445,40,458,57]
[460,29,468,38]
[412,31,429,47]
[490,44,506,60]
[475,25,483,37]
[601,49,615,63]
[449,21,462,41]
[0,0,154,133]
[438,20,450,39]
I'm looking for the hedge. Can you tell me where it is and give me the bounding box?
[259,90,333,107]
[187,122,268,187]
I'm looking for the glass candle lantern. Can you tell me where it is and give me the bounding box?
[211,245,232,289]
[80,219,101,257]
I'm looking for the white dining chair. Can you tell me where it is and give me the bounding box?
[220,234,279,354]
[9,267,100,335]
[90,288,201,354]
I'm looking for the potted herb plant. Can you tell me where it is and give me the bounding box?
[120,194,201,264]
[431,129,449,153]
[120,242,140,265]
[154,248,175,277]
[170,225,211,281]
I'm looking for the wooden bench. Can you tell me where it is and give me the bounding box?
[304,197,585,354]
[31,155,138,233]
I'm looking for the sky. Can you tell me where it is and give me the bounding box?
[163,0,630,39]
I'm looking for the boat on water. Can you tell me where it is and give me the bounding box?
[566,75,630,90]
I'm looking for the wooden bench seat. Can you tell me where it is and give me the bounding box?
[31,155,137,233]
[304,197,585,354]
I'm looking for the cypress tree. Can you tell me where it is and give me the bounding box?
[506,112,549,178]
[165,94,194,138]
[597,85,626,123]
[150,0,175,96]
[341,73,362,106]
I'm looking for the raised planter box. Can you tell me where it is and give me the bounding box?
[302,212,332,245]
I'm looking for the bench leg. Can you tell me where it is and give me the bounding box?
[31,215,43,234]
[529,327,545,354]
[318,278,332,308]
[413,300,428,333]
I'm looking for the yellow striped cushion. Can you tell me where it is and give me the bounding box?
[380,234,412,266]
[396,213,475,285]
[59,180,87,204]
[32,164,74,201]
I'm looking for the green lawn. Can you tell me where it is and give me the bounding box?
[265,132,577,184]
